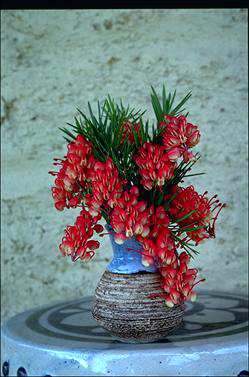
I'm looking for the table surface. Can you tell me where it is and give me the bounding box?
[1,290,248,376]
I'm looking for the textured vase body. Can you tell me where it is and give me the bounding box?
[92,271,185,343]
[92,232,185,343]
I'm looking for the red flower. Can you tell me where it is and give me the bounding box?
[160,115,200,162]
[155,227,177,266]
[49,135,94,211]
[86,157,126,215]
[136,237,157,267]
[150,251,205,307]
[169,185,226,245]
[110,186,151,241]
[59,209,103,262]
[150,206,170,238]
[134,207,172,267]
[120,121,142,144]
[134,142,176,190]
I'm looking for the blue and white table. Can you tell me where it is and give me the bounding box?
[1,290,248,376]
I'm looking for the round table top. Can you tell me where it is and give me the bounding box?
[1,290,248,376]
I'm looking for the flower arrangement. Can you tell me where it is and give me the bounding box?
[49,85,225,309]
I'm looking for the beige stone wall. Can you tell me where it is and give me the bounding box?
[1,9,248,323]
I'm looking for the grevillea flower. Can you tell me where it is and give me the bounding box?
[134,142,176,190]
[86,157,126,216]
[150,206,170,238]
[59,209,103,262]
[169,185,226,245]
[137,237,157,267]
[110,186,151,243]
[135,206,173,267]
[159,115,200,162]
[150,251,205,307]
[49,134,95,211]
[120,121,142,144]
[156,228,177,266]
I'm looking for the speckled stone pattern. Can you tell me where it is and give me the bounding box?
[1,9,248,326]
[92,271,185,343]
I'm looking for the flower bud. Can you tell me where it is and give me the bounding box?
[114,233,126,244]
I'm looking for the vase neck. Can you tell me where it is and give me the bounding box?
[105,224,158,274]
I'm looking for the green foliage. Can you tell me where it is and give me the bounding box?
[150,84,192,123]
[58,85,198,191]
[173,234,200,259]
[150,85,192,143]
[59,96,145,180]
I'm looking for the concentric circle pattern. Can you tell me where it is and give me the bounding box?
[17,290,248,347]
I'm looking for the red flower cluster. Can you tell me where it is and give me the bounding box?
[135,206,171,266]
[59,209,103,262]
[110,186,150,243]
[86,157,126,216]
[56,156,127,262]
[159,115,200,162]
[134,142,176,190]
[121,121,141,144]
[133,207,204,307]
[155,251,205,307]
[49,135,95,211]
[169,185,226,245]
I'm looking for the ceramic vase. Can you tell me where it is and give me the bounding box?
[91,227,185,343]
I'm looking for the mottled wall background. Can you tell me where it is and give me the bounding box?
[1,9,248,324]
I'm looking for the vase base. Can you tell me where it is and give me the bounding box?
[110,336,165,344]
[92,271,185,343]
